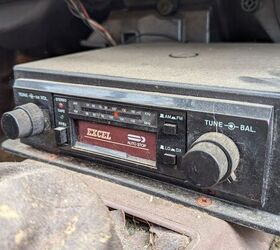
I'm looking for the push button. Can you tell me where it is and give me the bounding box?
[54,127,68,145]
[163,123,177,135]
[163,153,177,165]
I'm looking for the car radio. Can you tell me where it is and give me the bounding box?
[1,43,280,229]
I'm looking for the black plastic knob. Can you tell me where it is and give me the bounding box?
[1,103,45,139]
[182,132,239,188]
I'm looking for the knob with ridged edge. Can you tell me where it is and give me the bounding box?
[182,132,240,188]
[1,103,45,139]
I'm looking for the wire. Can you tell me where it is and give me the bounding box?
[64,0,117,46]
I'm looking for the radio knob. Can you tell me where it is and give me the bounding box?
[182,132,239,188]
[1,103,45,139]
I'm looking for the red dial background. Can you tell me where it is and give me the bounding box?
[76,120,157,161]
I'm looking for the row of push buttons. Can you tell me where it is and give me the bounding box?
[162,123,178,166]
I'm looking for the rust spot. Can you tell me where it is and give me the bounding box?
[196,197,212,207]
[48,154,58,161]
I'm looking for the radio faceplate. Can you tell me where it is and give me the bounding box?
[11,82,272,211]
[3,43,280,234]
